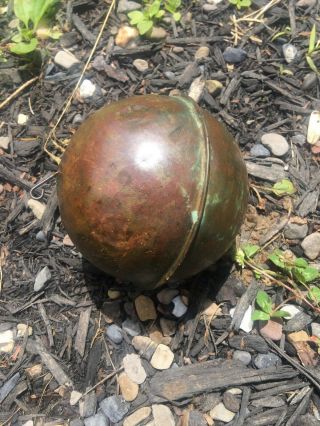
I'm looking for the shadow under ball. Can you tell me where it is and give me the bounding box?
[56,95,248,289]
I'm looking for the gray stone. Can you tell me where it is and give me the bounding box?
[0,136,10,150]
[250,144,270,158]
[106,324,123,344]
[301,232,320,260]
[100,396,129,423]
[35,231,46,242]
[202,4,217,12]
[54,50,80,69]
[122,318,141,337]
[84,412,109,426]
[233,350,251,366]
[302,73,317,90]
[80,390,97,418]
[282,43,298,63]
[188,411,207,426]
[73,114,83,125]
[133,59,149,73]
[284,223,308,239]
[254,353,282,369]
[223,391,241,412]
[296,0,316,6]
[246,159,287,182]
[157,288,179,304]
[172,296,188,317]
[34,266,51,292]
[117,0,141,13]
[292,134,305,146]
[311,322,320,338]
[261,133,289,157]
[223,47,247,64]
[284,311,312,332]
[147,27,167,40]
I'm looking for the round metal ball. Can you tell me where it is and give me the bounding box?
[56,95,248,289]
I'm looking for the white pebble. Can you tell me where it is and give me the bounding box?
[17,113,28,125]
[172,295,188,317]
[79,79,96,99]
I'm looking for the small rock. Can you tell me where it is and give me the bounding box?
[123,353,147,384]
[117,0,141,13]
[147,27,167,40]
[172,46,184,53]
[160,318,176,336]
[17,113,28,125]
[233,350,251,365]
[17,323,32,337]
[132,336,157,360]
[259,319,283,341]
[54,50,80,69]
[230,306,253,333]
[282,43,298,64]
[301,232,320,260]
[288,330,309,342]
[149,327,171,345]
[202,4,218,12]
[0,329,14,353]
[157,288,179,304]
[254,352,282,369]
[122,318,141,336]
[250,144,270,158]
[223,47,247,64]
[22,422,34,426]
[281,304,301,320]
[150,344,174,370]
[63,234,74,246]
[152,404,175,426]
[118,372,139,402]
[284,312,312,332]
[73,113,83,124]
[210,402,235,422]
[302,73,317,90]
[79,79,96,99]
[107,289,121,299]
[70,390,83,406]
[223,391,241,413]
[172,295,188,317]
[80,390,97,418]
[36,230,46,242]
[60,32,78,48]
[34,266,51,292]
[186,411,207,426]
[106,324,123,344]
[296,0,316,6]
[115,26,139,48]
[205,80,223,95]
[284,222,308,239]
[261,133,289,157]
[84,412,108,426]
[123,407,151,426]
[28,199,46,220]
[292,134,305,146]
[134,295,157,321]
[228,388,242,395]
[100,396,129,423]
[0,136,10,150]
[311,322,320,338]
[188,77,205,103]
[25,364,42,378]
[133,59,149,72]
[195,46,210,60]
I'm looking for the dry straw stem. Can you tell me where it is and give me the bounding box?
[0,76,39,111]
[44,0,116,164]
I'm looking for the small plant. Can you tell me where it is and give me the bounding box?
[128,0,181,36]
[229,0,252,10]
[271,179,296,197]
[9,0,61,55]
[252,290,290,321]
[306,24,320,75]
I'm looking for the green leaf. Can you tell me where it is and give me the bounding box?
[268,250,286,270]
[306,55,319,74]
[229,0,238,4]
[235,248,245,268]
[309,24,316,55]
[137,19,153,35]
[155,9,165,18]
[252,310,270,321]
[11,33,23,42]
[10,38,38,54]
[243,244,260,259]
[240,0,251,6]
[308,287,320,303]
[294,258,308,268]
[272,310,291,318]
[293,266,320,284]
[128,10,144,25]
[13,0,33,28]
[172,11,181,21]
[256,290,272,314]
[29,0,59,29]
[272,179,296,197]
[148,0,161,17]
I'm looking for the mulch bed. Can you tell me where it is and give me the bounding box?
[0,0,320,425]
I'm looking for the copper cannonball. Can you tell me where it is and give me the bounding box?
[56,95,248,289]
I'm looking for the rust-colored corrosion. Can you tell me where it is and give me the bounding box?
[57,95,248,289]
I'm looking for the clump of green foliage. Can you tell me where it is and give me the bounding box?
[9,0,61,55]
[306,24,320,75]
[228,0,251,10]
[128,0,181,35]
[252,290,290,321]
